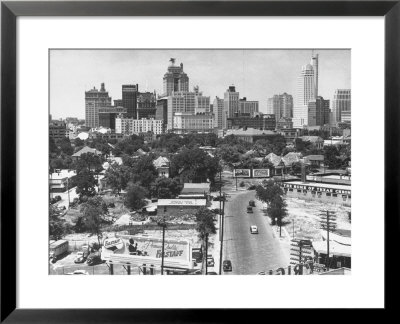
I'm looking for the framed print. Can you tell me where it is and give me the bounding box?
[1,0,399,322]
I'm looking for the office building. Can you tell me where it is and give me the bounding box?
[293,62,315,128]
[307,96,330,126]
[115,116,163,135]
[213,97,224,129]
[49,120,68,140]
[98,106,127,130]
[267,93,293,121]
[173,112,214,134]
[122,84,139,118]
[223,85,240,129]
[156,97,168,133]
[163,58,189,96]
[331,89,351,125]
[137,91,157,119]
[85,83,112,128]
[227,113,276,130]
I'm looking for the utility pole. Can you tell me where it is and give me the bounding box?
[67,177,70,208]
[205,233,209,275]
[219,192,225,275]
[319,210,337,270]
[158,216,167,275]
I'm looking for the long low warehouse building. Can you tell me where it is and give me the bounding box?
[157,199,207,217]
[281,181,351,205]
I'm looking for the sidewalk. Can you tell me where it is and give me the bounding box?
[271,224,292,267]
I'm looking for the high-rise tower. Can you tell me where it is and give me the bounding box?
[85,83,112,128]
[163,58,189,96]
[293,63,315,128]
[311,53,319,99]
[331,89,351,125]
[122,84,139,118]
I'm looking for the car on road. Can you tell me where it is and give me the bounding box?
[249,200,256,207]
[223,260,232,272]
[250,225,258,234]
[207,255,215,267]
[247,206,253,213]
[66,270,89,275]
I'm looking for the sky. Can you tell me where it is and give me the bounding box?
[50,49,350,119]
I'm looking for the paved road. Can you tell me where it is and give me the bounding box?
[222,190,288,275]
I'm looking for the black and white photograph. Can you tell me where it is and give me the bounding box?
[48,49,351,276]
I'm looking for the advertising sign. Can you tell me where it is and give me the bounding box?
[234,169,251,178]
[101,234,192,269]
[252,169,270,178]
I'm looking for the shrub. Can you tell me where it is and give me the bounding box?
[239,181,246,187]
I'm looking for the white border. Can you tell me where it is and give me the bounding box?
[18,17,384,308]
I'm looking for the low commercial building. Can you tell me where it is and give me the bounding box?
[49,170,76,192]
[179,183,211,202]
[172,112,214,134]
[227,113,276,131]
[224,128,278,144]
[303,155,324,167]
[157,199,207,217]
[282,180,351,205]
[115,116,163,135]
[98,106,127,130]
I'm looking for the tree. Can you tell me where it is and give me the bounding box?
[73,152,103,174]
[74,137,85,147]
[195,207,216,274]
[153,177,181,199]
[324,146,342,169]
[104,163,131,194]
[56,137,74,156]
[49,205,69,240]
[124,182,148,211]
[266,194,288,236]
[49,137,59,155]
[75,169,97,201]
[79,196,108,245]
[170,147,219,184]
[255,180,284,205]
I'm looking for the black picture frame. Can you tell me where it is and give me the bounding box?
[1,0,399,322]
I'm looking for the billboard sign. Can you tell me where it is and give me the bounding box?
[101,234,193,269]
[234,169,251,178]
[252,169,270,178]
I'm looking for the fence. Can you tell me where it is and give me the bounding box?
[67,240,96,252]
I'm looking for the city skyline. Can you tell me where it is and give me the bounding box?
[50,49,350,119]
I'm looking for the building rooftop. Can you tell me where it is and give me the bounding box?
[226,128,277,137]
[286,181,351,191]
[50,170,76,180]
[72,146,100,157]
[157,199,207,207]
[183,183,211,190]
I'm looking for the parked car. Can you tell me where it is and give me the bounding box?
[249,200,256,207]
[247,206,253,213]
[250,225,258,234]
[74,251,89,264]
[213,196,226,202]
[207,255,215,267]
[223,260,232,272]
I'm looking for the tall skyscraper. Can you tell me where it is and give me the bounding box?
[307,96,330,126]
[137,91,157,119]
[122,84,139,118]
[223,85,240,129]
[311,53,319,99]
[267,93,293,121]
[293,62,315,128]
[331,89,351,125]
[213,97,224,129]
[163,58,189,96]
[85,83,112,128]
